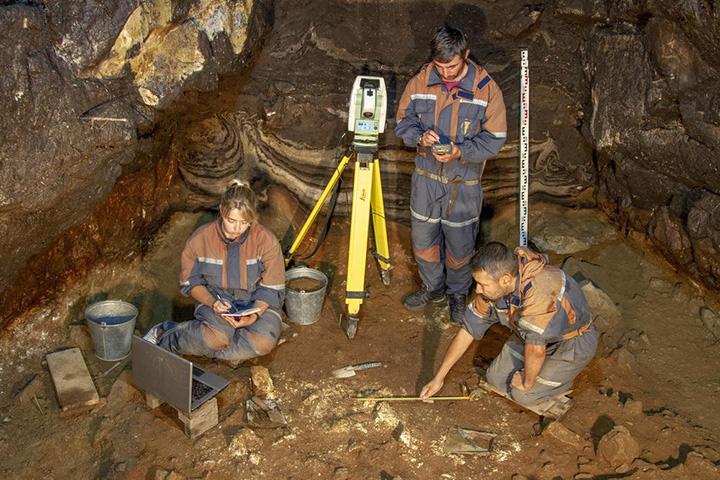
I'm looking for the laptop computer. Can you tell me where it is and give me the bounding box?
[131,335,229,412]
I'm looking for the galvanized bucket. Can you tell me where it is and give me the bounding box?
[284,267,328,325]
[84,300,138,361]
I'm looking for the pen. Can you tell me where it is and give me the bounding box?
[213,292,229,310]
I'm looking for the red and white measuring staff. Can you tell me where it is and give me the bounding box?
[519,49,530,248]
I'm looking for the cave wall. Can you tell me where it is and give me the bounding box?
[2,0,719,330]
[0,0,273,328]
[579,1,720,288]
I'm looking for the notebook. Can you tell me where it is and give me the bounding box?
[131,335,229,412]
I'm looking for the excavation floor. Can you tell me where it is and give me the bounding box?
[0,195,719,479]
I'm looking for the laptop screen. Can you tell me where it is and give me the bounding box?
[131,336,194,412]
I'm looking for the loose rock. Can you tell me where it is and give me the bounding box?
[530,210,616,254]
[332,466,350,480]
[17,375,43,407]
[250,366,275,398]
[542,421,585,447]
[623,399,643,416]
[685,452,720,477]
[596,426,640,468]
[699,307,720,340]
[229,428,263,458]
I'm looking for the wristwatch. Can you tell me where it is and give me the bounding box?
[416,133,423,146]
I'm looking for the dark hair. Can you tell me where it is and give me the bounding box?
[219,180,257,221]
[431,26,469,63]
[470,242,518,279]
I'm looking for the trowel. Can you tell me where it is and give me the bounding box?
[331,362,382,378]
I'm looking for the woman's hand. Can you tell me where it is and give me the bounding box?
[221,312,259,329]
[212,299,232,315]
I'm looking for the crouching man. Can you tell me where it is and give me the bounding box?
[421,242,597,409]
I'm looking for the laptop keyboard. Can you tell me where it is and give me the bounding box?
[192,380,213,401]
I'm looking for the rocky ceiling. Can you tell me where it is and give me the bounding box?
[1,0,718,329]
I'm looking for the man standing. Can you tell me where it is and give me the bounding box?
[421,242,598,409]
[395,26,507,325]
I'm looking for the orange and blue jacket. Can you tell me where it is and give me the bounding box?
[395,59,507,181]
[464,248,592,345]
[179,219,285,310]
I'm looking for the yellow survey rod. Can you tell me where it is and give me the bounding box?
[353,395,473,402]
[285,154,353,265]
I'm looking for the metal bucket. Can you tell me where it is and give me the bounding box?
[84,300,138,361]
[285,267,328,325]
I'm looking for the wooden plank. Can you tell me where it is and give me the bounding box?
[46,348,101,411]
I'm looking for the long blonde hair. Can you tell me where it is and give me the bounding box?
[219,180,257,221]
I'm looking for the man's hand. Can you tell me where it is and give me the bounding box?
[432,142,461,163]
[419,129,440,147]
[221,312,259,329]
[511,370,529,391]
[420,376,444,403]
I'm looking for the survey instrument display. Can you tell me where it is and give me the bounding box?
[347,75,387,150]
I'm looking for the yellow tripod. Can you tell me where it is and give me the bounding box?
[285,148,391,338]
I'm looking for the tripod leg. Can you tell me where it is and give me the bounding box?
[344,154,374,337]
[370,157,391,286]
[285,154,352,264]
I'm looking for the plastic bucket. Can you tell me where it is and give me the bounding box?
[84,300,138,361]
[285,267,328,325]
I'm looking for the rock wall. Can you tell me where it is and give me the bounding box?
[580,1,720,288]
[2,0,720,329]
[0,0,273,329]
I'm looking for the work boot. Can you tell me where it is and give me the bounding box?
[403,284,446,310]
[448,293,467,326]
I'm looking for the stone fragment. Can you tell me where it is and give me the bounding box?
[530,210,616,254]
[511,475,529,480]
[17,375,43,406]
[332,467,350,480]
[699,307,720,340]
[154,469,171,480]
[596,426,640,468]
[685,452,720,477]
[250,366,275,398]
[574,473,593,480]
[580,282,621,334]
[273,81,296,94]
[115,463,126,472]
[542,421,584,447]
[623,399,643,416]
[615,463,632,473]
[649,277,673,293]
[229,428,263,458]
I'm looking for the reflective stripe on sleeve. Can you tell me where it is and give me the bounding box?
[504,345,525,362]
[198,257,223,265]
[535,376,562,387]
[518,318,546,334]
